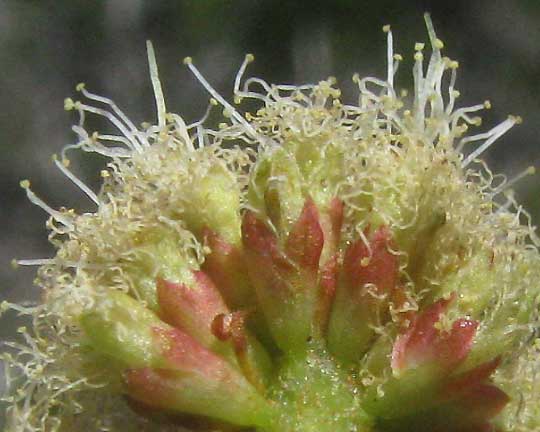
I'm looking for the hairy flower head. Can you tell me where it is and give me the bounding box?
[2,14,540,432]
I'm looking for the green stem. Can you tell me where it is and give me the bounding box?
[258,346,373,432]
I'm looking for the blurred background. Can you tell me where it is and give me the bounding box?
[0,0,539,423]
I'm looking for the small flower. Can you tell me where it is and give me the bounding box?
[3,14,540,432]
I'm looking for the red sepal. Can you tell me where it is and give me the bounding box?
[152,326,227,376]
[392,294,478,373]
[285,198,324,272]
[156,273,228,346]
[343,226,399,295]
[202,228,253,309]
[442,357,509,423]
[241,210,291,293]
[316,253,339,333]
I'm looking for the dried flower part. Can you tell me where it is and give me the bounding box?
[3,14,540,432]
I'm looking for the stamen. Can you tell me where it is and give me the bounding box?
[167,113,194,150]
[242,77,273,98]
[146,41,167,129]
[495,189,516,213]
[234,54,254,95]
[461,116,519,167]
[19,180,74,229]
[445,65,458,115]
[66,128,131,158]
[182,57,275,146]
[412,43,425,127]
[76,84,149,150]
[186,98,218,129]
[424,13,442,52]
[196,125,205,149]
[423,14,444,103]
[76,102,143,153]
[95,134,136,149]
[392,53,403,79]
[383,25,394,89]
[492,166,536,196]
[52,155,100,206]
[451,103,487,131]
[14,259,56,267]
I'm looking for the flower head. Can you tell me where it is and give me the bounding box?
[3,14,540,432]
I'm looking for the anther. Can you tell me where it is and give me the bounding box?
[64,98,75,111]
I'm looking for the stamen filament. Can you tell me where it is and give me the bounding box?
[461,117,518,167]
[19,181,74,229]
[52,155,100,205]
[492,166,536,196]
[146,41,167,130]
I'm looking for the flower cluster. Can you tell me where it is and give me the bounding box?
[2,14,540,432]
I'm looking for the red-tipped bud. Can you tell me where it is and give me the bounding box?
[124,326,272,427]
[212,311,270,392]
[202,228,254,309]
[285,198,324,272]
[342,226,399,294]
[391,294,478,373]
[328,226,400,362]
[241,200,326,352]
[156,272,228,348]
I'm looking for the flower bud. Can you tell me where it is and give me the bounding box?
[181,163,242,247]
[81,292,273,427]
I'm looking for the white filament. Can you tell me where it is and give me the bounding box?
[146,41,167,129]
[462,117,517,167]
[52,157,100,205]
